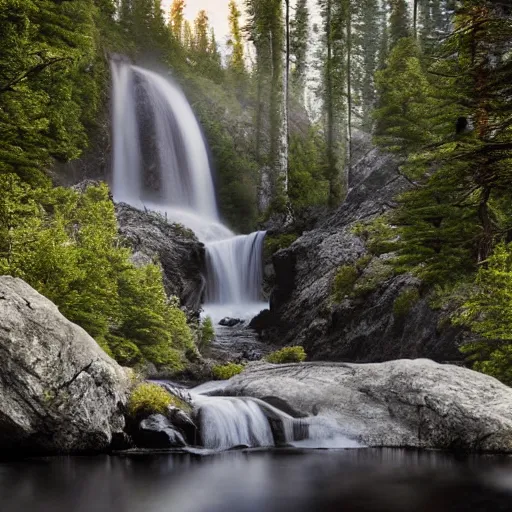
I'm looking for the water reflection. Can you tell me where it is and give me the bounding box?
[0,449,511,512]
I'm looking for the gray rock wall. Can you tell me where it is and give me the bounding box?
[116,204,206,313]
[257,147,463,362]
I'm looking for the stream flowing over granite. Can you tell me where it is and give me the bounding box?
[224,361,512,452]
[256,144,463,362]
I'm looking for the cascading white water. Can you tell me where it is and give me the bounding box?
[190,386,361,451]
[196,396,275,450]
[110,59,267,310]
[205,231,266,304]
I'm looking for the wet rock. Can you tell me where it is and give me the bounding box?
[226,360,512,452]
[219,317,243,327]
[0,276,130,455]
[115,203,206,313]
[167,406,198,445]
[137,414,186,449]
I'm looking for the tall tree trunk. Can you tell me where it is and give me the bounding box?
[346,0,352,194]
[325,0,336,206]
[413,0,418,39]
[281,0,290,195]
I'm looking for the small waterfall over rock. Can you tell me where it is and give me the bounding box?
[205,231,266,304]
[156,382,361,451]
[110,59,267,312]
[196,396,274,450]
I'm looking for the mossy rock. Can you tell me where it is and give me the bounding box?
[332,265,359,302]
[264,234,299,258]
[393,287,420,317]
[353,258,394,297]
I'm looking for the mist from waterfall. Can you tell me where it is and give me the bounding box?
[111,60,267,314]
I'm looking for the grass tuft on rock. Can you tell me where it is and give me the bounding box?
[127,382,189,418]
[212,363,245,380]
[266,346,306,364]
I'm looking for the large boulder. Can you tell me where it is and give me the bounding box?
[116,203,206,313]
[225,360,512,452]
[0,276,130,455]
[256,146,463,362]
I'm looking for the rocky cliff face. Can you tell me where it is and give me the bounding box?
[257,145,463,362]
[116,203,206,313]
[0,276,130,455]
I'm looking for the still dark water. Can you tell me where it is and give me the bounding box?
[1,449,511,512]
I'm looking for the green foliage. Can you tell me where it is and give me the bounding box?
[393,287,420,317]
[0,178,197,371]
[332,264,359,302]
[266,346,307,364]
[127,382,190,418]
[454,244,512,342]
[374,38,439,154]
[461,343,512,387]
[288,128,329,210]
[351,215,398,255]
[264,234,298,258]
[198,316,215,353]
[353,258,394,297]
[212,363,244,380]
[0,0,105,185]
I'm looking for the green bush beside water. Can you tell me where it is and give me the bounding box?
[266,346,306,364]
[212,363,245,380]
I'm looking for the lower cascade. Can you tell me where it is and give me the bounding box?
[195,396,274,450]
[159,383,361,451]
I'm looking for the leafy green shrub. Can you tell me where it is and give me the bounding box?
[198,316,215,353]
[0,178,198,371]
[264,234,299,258]
[212,363,245,380]
[332,265,359,302]
[266,346,307,364]
[393,288,420,317]
[107,335,143,366]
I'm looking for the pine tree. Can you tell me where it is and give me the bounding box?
[383,1,512,283]
[319,0,350,206]
[389,0,411,48]
[290,0,309,101]
[374,37,437,153]
[246,0,289,213]
[194,10,210,55]
[169,0,185,44]
[228,0,245,75]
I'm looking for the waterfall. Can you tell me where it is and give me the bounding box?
[205,231,266,304]
[111,59,267,312]
[191,389,361,451]
[196,396,274,450]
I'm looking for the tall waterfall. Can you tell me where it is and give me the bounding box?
[111,60,267,312]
